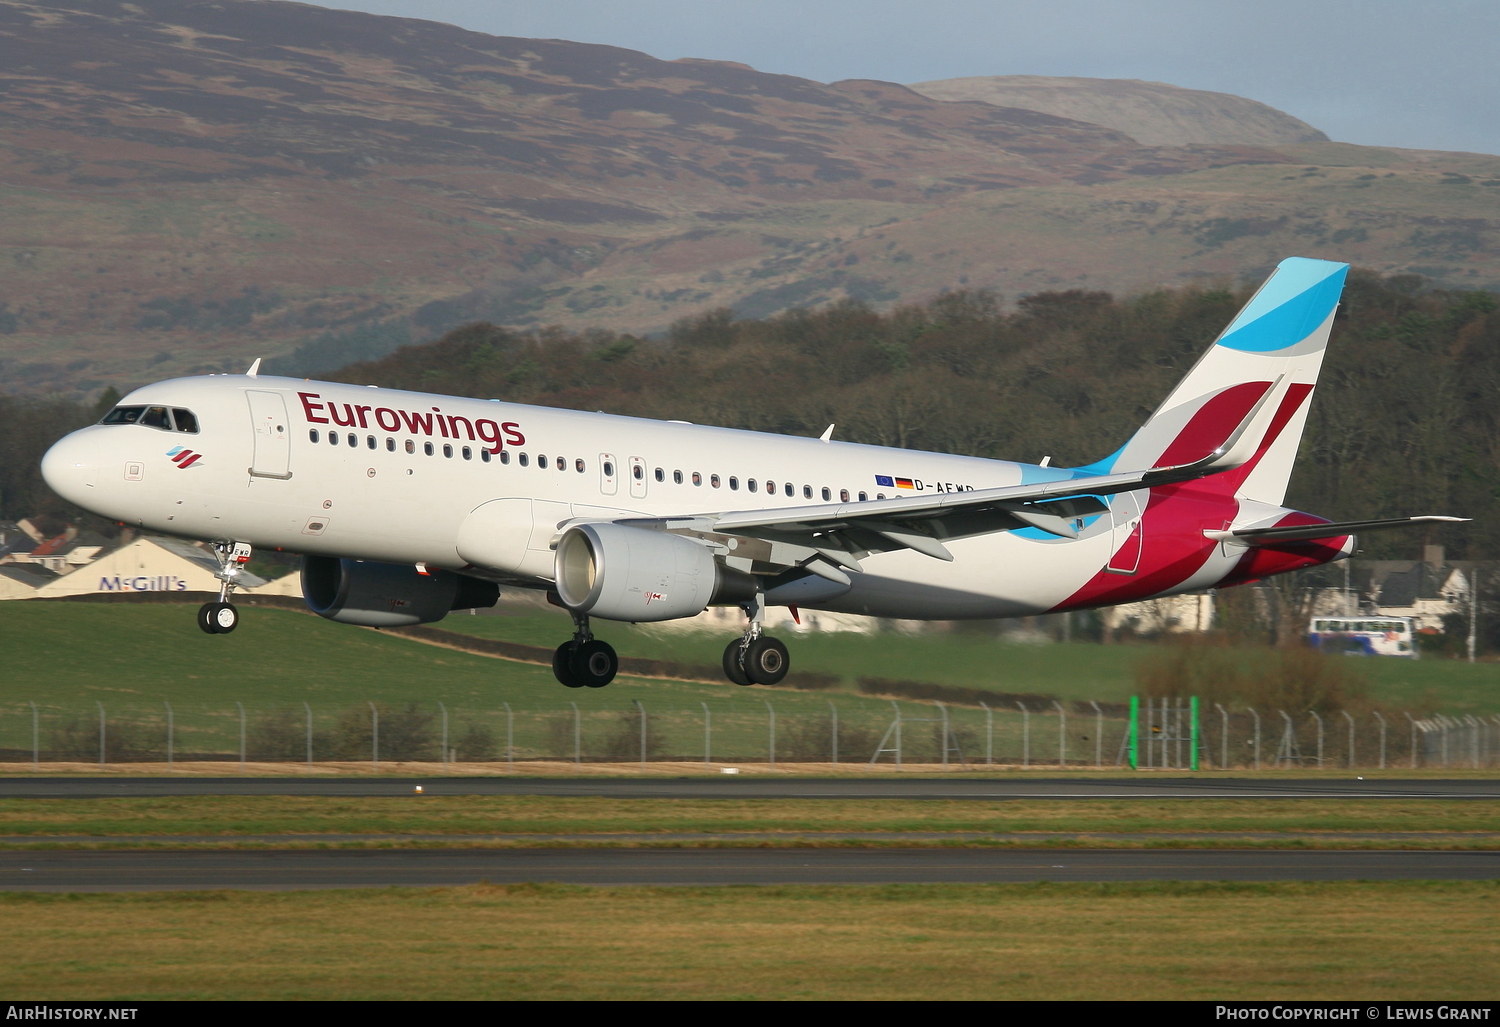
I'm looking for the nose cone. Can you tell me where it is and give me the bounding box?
[41,430,99,508]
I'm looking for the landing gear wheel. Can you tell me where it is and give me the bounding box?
[569,640,618,688]
[743,636,789,685]
[201,602,238,634]
[553,643,584,688]
[722,639,753,686]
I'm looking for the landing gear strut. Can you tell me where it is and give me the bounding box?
[552,610,618,688]
[722,595,790,686]
[198,541,251,635]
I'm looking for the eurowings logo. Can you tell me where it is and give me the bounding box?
[166,446,203,469]
[874,475,915,490]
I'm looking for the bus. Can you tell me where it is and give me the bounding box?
[1308,617,1418,658]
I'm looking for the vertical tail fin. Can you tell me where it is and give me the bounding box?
[1106,256,1348,505]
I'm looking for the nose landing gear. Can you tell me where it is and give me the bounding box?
[198,541,251,635]
[552,610,618,688]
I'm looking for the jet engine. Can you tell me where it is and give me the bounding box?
[554,522,753,622]
[302,556,498,627]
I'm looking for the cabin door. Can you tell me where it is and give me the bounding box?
[246,391,293,480]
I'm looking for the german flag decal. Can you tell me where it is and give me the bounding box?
[874,475,916,489]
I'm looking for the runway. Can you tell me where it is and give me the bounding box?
[3,776,1498,800]
[2,848,1496,890]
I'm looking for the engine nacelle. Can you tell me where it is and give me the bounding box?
[302,556,498,627]
[554,522,751,622]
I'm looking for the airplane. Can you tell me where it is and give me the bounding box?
[41,256,1466,689]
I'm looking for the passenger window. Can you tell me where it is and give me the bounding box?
[443,444,453,458]
[747,478,756,492]
[840,489,849,502]
[729,477,739,491]
[673,470,683,485]
[424,442,434,456]
[603,460,614,476]
[655,468,665,483]
[766,481,777,495]
[556,456,565,471]
[309,429,320,443]
[711,474,720,489]
[632,464,643,479]
[405,440,415,454]
[877,493,886,500]
[519,453,529,467]
[386,438,395,452]
[347,433,357,447]
[575,458,585,473]
[100,406,145,425]
[366,436,375,450]
[462,446,472,460]
[692,472,702,486]
[538,454,547,469]
[859,492,867,501]
[822,487,831,501]
[500,450,510,465]
[330,433,339,446]
[141,406,170,429]
[785,483,794,496]
[803,485,813,499]
[171,409,199,433]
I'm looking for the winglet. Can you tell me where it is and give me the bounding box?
[246,358,262,377]
[819,424,834,443]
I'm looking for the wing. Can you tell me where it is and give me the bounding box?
[1206,515,1470,546]
[606,375,1294,582]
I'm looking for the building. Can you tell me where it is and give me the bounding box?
[19,535,268,599]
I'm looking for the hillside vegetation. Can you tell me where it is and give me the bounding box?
[909,76,1328,147]
[2,0,1499,392]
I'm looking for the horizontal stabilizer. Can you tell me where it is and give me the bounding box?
[1207,515,1470,546]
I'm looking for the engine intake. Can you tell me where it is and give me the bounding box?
[555,522,751,622]
[302,556,498,627]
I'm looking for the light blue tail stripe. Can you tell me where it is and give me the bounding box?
[1216,257,1348,353]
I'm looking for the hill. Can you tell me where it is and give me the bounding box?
[908,76,1329,147]
[2,0,1499,393]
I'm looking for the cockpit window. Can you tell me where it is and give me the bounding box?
[100,406,145,425]
[99,405,200,433]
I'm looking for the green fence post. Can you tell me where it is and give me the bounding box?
[1128,695,1139,770]
[1190,695,1199,771]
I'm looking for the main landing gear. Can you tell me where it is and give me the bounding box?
[552,611,619,688]
[722,596,790,686]
[198,541,251,635]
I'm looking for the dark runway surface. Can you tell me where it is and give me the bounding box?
[2,848,1497,891]
[3,776,1498,800]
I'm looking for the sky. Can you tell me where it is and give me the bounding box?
[322,0,1500,156]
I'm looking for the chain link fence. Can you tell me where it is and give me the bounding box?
[0,699,1491,769]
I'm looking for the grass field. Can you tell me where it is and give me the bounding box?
[443,608,1500,714]
[2,601,1495,768]
[4,881,1498,999]
[2,797,1499,846]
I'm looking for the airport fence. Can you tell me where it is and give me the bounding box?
[0,698,1492,769]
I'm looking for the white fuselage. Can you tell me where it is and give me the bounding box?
[41,373,1246,620]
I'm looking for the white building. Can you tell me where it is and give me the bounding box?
[24,535,268,598]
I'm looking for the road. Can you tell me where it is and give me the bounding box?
[2,776,1497,799]
[2,848,1496,890]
